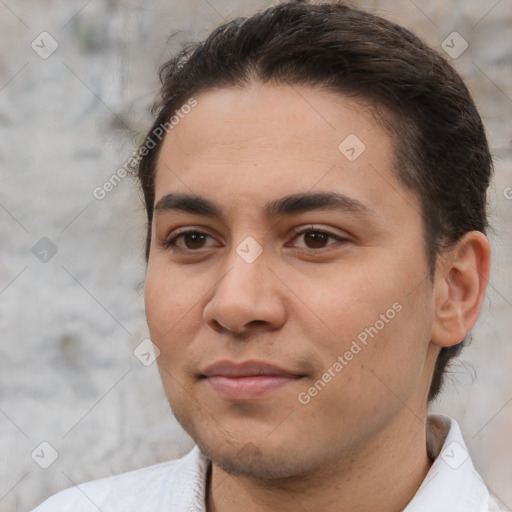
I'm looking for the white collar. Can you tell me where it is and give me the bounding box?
[405,413,496,511]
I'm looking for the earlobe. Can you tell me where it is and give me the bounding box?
[430,231,491,348]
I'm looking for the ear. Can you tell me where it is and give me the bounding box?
[430,231,491,348]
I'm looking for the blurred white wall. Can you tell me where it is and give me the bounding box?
[0,1,510,510]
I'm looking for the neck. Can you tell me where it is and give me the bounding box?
[206,410,433,512]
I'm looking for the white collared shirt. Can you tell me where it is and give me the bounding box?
[31,414,508,511]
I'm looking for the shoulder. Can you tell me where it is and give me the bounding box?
[30,446,207,512]
[487,492,510,512]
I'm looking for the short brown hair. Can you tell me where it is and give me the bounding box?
[132,1,493,402]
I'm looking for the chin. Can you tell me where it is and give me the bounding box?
[198,438,313,480]
[187,421,338,482]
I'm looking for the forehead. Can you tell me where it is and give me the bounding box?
[153,83,410,220]
[157,83,387,160]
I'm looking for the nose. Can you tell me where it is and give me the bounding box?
[202,245,288,337]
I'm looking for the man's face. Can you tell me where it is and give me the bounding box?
[144,83,439,479]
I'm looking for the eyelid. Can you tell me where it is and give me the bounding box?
[161,226,219,251]
[287,224,351,249]
[289,224,350,239]
[161,224,351,253]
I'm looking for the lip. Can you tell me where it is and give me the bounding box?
[199,360,304,401]
[201,360,302,378]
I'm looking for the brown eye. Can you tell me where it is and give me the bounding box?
[162,226,348,253]
[182,232,208,249]
[303,231,330,249]
[163,230,215,251]
[291,227,349,251]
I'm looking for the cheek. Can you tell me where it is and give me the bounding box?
[290,262,392,339]
[299,257,431,381]
[144,263,199,344]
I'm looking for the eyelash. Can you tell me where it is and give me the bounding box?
[161,226,349,253]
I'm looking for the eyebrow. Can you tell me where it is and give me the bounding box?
[153,191,375,221]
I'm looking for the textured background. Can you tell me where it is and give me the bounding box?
[0,1,511,511]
